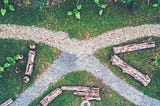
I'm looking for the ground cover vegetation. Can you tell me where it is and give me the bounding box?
[0,0,159,39]
[95,37,160,100]
[29,71,134,106]
[0,38,60,104]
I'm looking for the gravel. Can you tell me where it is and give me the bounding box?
[0,24,160,56]
[1,24,160,106]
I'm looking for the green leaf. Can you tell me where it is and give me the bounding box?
[153,3,159,8]
[4,0,9,5]
[75,12,80,19]
[7,57,16,64]
[96,2,101,6]
[101,4,106,9]
[158,0,160,4]
[4,63,11,68]
[13,54,20,60]
[127,0,132,3]
[0,66,4,72]
[77,5,82,10]
[67,11,73,16]
[1,9,6,16]
[9,5,15,11]
[94,0,100,3]
[99,9,103,15]
[73,9,78,14]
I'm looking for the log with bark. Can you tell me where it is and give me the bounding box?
[23,44,36,83]
[25,50,35,76]
[73,87,101,101]
[113,38,155,54]
[40,88,62,106]
[110,55,151,86]
[61,86,90,92]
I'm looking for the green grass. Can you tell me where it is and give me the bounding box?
[95,36,160,100]
[0,1,159,39]
[0,38,60,104]
[29,71,134,106]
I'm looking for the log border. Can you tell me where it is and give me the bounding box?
[39,86,101,106]
[113,38,155,54]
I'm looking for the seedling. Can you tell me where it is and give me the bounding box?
[0,54,23,78]
[1,0,15,16]
[67,4,82,19]
[93,0,107,16]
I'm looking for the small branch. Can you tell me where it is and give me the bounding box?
[76,0,80,6]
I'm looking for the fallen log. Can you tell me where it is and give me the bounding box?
[24,50,35,83]
[113,38,155,54]
[73,91,89,96]
[40,88,62,106]
[25,50,35,76]
[61,86,90,92]
[73,87,101,101]
[110,55,151,86]
[0,98,13,106]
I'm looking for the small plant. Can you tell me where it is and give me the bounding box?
[153,0,160,7]
[67,0,107,19]
[152,0,160,12]
[121,0,133,5]
[67,4,82,19]
[154,52,160,67]
[1,0,15,16]
[0,54,23,78]
[93,0,107,16]
[121,0,135,9]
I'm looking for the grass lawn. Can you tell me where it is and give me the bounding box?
[29,71,134,106]
[0,1,159,39]
[0,38,60,104]
[95,36,160,100]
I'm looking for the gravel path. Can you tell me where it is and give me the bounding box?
[0,24,160,106]
[0,24,160,55]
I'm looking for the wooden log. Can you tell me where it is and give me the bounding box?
[0,98,13,106]
[73,87,101,101]
[25,50,35,76]
[113,38,155,54]
[61,86,90,92]
[40,88,62,106]
[82,96,101,101]
[73,91,89,96]
[110,55,151,86]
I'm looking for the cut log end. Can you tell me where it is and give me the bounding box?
[19,54,24,60]
[15,67,21,74]
[23,76,30,83]
[29,43,36,49]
